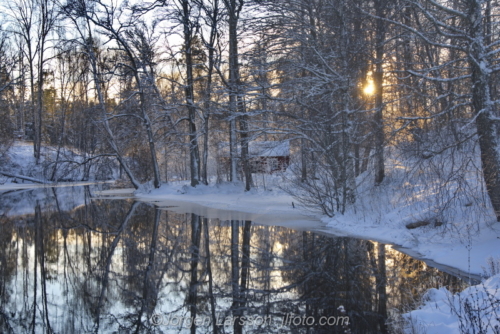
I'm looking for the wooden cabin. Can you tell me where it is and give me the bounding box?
[219,141,290,174]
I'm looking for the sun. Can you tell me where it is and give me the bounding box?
[364,80,375,95]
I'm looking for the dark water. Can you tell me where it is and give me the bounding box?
[0,185,467,334]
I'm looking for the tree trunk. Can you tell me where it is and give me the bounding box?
[376,243,388,333]
[188,213,201,334]
[230,220,241,334]
[203,218,219,333]
[135,208,161,333]
[200,0,219,185]
[225,0,252,190]
[301,137,307,182]
[374,0,386,185]
[35,14,45,165]
[182,0,201,187]
[230,118,238,182]
[468,0,500,221]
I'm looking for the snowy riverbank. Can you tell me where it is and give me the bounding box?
[0,141,118,183]
[4,141,498,279]
[403,273,500,334]
[3,141,499,277]
[129,178,500,334]
[127,178,500,278]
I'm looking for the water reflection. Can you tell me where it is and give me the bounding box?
[0,186,467,333]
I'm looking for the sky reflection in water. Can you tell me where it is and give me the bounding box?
[0,185,467,333]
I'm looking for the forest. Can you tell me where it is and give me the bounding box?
[1,0,500,220]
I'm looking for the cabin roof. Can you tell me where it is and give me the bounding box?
[219,141,290,157]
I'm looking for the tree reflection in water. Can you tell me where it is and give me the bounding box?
[0,186,467,333]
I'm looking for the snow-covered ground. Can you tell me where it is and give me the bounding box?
[3,141,500,333]
[4,141,499,276]
[0,141,118,217]
[96,181,324,229]
[128,175,500,278]
[0,141,118,183]
[127,171,500,334]
[404,273,500,334]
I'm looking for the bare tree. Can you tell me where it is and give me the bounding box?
[223,0,253,190]
[261,0,370,216]
[178,0,202,187]
[6,0,58,163]
[399,0,500,221]
[62,0,142,188]
[372,0,389,185]
[197,0,222,185]
[0,26,15,156]
[74,0,163,188]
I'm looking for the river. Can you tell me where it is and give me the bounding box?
[0,184,469,333]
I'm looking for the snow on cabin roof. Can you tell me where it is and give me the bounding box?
[249,141,290,157]
[219,141,290,157]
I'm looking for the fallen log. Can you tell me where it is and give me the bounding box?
[0,171,51,184]
[406,221,430,229]
[406,220,443,229]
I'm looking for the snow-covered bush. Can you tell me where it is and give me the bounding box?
[403,274,500,334]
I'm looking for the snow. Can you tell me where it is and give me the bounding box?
[320,146,500,279]
[128,167,500,334]
[218,140,290,157]
[4,141,499,278]
[129,175,499,280]
[404,274,500,334]
[0,141,117,216]
[126,181,325,230]
[0,141,118,183]
[247,141,290,157]
[3,142,500,334]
